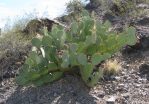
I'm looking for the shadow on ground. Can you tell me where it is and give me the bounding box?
[5,75,97,104]
[139,64,149,80]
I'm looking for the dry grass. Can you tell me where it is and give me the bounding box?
[103,59,122,75]
[0,26,32,77]
[0,31,31,57]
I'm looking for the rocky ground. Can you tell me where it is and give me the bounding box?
[0,46,148,104]
[0,1,149,104]
[0,18,148,104]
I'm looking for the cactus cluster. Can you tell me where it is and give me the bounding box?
[16,11,137,87]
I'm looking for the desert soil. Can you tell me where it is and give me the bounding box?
[0,2,149,104]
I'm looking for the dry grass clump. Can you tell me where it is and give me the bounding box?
[103,59,122,75]
[0,31,31,56]
[0,12,48,78]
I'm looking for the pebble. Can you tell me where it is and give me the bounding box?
[15,62,22,65]
[123,75,129,80]
[54,93,57,97]
[76,102,81,104]
[137,4,149,9]
[121,72,126,75]
[118,84,125,87]
[121,93,130,99]
[144,84,149,88]
[0,94,5,101]
[138,78,147,83]
[115,76,121,81]
[98,91,105,98]
[135,84,141,88]
[106,96,117,104]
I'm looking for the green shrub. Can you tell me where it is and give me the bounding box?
[59,0,86,24]
[67,0,85,13]
[16,11,137,87]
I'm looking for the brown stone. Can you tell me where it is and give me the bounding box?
[22,18,63,35]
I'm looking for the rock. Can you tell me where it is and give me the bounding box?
[115,76,121,81]
[116,83,128,92]
[121,71,126,75]
[118,84,125,87]
[135,84,141,88]
[138,78,147,83]
[144,84,149,88]
[15,62,22,65]
[98,91,105,98]
[121,93,130,99]
[54,93,57,97]
[76,102,81,104]
[110,75,116,80]
[22,18,65,35]
[136,17,149,26]
[137,4,149,9]
[106,96,117,104]
[139,64,149,75]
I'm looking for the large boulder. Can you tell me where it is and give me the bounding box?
[22,18,63,35]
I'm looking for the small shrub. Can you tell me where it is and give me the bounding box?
[0,16,34,77]
[60,0,87,24]
[0,31,31,77]
[16,11,137,87]
[0,11,43,77]
[67,0,85,14]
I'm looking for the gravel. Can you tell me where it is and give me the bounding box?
[0,43,148,104]
[0,3,149,104]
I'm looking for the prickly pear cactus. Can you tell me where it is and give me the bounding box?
[16,10,137,87]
